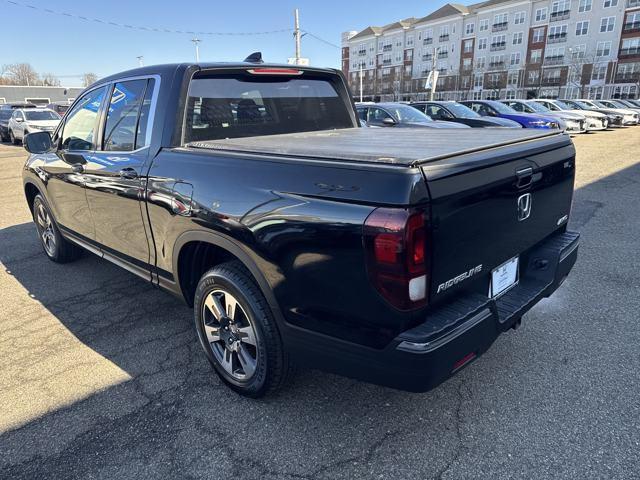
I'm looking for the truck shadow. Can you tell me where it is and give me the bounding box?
[1,158,639,478]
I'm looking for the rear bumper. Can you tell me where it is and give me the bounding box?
[287,231,579,392]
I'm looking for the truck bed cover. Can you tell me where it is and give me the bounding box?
[186,128,562,167]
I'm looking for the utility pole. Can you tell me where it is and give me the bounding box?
[293,9,302,64]
[137,56,144,67]
[191,38,201,62]
[430,46,439,101]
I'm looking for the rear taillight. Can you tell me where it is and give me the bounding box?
[363,208,429,310]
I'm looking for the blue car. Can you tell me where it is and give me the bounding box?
[461,100,561,129]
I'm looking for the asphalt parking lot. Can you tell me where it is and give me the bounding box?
[1,128,639,479]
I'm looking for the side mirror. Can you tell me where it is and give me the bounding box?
[24,131,53,154]
[382,117,396,126]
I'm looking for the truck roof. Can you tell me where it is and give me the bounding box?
[186,128,564,167]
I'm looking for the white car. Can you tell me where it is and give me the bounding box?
[8,108,61,144]
[577,99,639,126]
[531,99,609,131]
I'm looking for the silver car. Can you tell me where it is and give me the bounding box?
[531,99,609,131]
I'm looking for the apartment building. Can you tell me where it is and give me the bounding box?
[342,0,640,101]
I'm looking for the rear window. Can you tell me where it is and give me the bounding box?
[24,110,60,121]
[0,110,11,120]
[183,71,354,143]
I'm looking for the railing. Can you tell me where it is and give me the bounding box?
[550,10,570,22]
[382,45,392,52]
[488,61,505,69]
[423,38,433,45]
[439,34,449,42]
[358,50,367,56]
[492,22,508,32]
[623,21,640,33]
[547,32,567,43]
[422,54,433,61]
[490,42,506,51]
[626,0,640,7]
[542,77,562,85]
[438,51,448,58]
[382,58,392,65]
[544,55,565,65]
[620,47,640,57]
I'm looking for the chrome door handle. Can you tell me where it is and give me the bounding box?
[119,168,138,179]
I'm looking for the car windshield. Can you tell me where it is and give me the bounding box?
[386,104,433,123]
[0,110,12,120]
[487,101,516,114]
[552,100,572,110]
[24,110,60,121]
[595,100,616,108]
[525,101,551,113]
[443,102,481,118]
[574,100,596,109]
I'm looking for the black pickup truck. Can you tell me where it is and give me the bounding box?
[22,61,579,397]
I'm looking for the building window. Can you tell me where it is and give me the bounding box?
[508,71,519,85]
[579,0,592,12]
[528,70,540,84]
[506,90,517,99]
[596,41,612,56]
[603,0,618,7]
[571,44,586,58]
[514,12,526,25]
[531,49,543,63]
[407,35,414,46]
[463,58,472,69]
[494,13,508,26]
[591,64,607,80]
[576,21,589,36]
[536,8,548,22]
[466,22,475,35]
[533,28,545,43]
[513,32,524,45]
[600,17,615,32]
[474,74,483,88]
[479,19,489,31]
[464,39,474,53]
[478,38,488,50]
[510,52,521,65]
[476,57,486,69]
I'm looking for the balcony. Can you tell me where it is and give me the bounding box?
[439,34,450,42]
[422,54,433,61]
[620,47,640,58]
[615,72,640,82]
[544,55,565,65]
[358,50,367,56]
[623,21,640,33]
[382,44,393,52]
[382,58,392,65]
[627,0,640,7]
[542,77,562,86]
[488,61,505,69]
[423,37,433,45]
[492,22,508,32]
[547,32,568,43]
[550,10,570,22]
[490,42,506,51]
[438,51,448,59]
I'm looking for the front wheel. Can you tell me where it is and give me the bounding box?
[9,129,19,145]
[32,194,82,263]
[194,261,293,397]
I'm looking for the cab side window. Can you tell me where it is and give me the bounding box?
[509,102,524,112]
[62,86,107,151]
[103,79,150,152]
[357,108,368,122]
[369,107,393,122]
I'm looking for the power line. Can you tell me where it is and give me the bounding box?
[302,31,341,49]
[3,0,293,36]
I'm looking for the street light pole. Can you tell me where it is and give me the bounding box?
[191,38,201,62]
[137,56,144,67]
[430,46,440,101]
[359,63,363,103]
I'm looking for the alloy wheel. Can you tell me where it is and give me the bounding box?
[202,289,258,381]
[36,203,56,256]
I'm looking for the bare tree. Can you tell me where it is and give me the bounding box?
[82,72,98,87]
[1,63,40,86]
[566,51,595,98]
[41,73,61,86]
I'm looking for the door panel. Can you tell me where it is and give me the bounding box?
[83,79,155,271]
[41,86,108,238]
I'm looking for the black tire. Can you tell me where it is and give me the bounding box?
[32,194,83,263]
[9,129,19,145]
[194,260,293,398]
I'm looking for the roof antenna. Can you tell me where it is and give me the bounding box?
[244,52,264,64]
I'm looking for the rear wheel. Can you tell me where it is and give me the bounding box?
[194,261,293,397]
[32,194,82,263]
[9,129,19,145]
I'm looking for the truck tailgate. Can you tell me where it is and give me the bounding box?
[422,133,576,303]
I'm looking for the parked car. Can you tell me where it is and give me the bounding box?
[0,109,13,142]
[461,100,562,129]
[357,102,470,128]
[22,61,579,397]
[0,102,37,110]
[623,99,640,108]
[596,99,640,117]
[531,99,609,131]
[501,99,586,133]
[559,99,624,127]
[8,108,61,144]
[45,102,70,117]
[575,99,638,125]
[411,101,522,128]
[613,99,640,110]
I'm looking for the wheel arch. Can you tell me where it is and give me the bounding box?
[172,230,285,325]
[24,181,41,214]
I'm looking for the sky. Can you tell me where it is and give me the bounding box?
[0,0,450,86]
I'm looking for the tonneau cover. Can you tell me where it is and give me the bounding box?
[186,128,561,166]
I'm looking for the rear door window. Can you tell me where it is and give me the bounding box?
[102,79,149,151]
[184,71,354,143]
